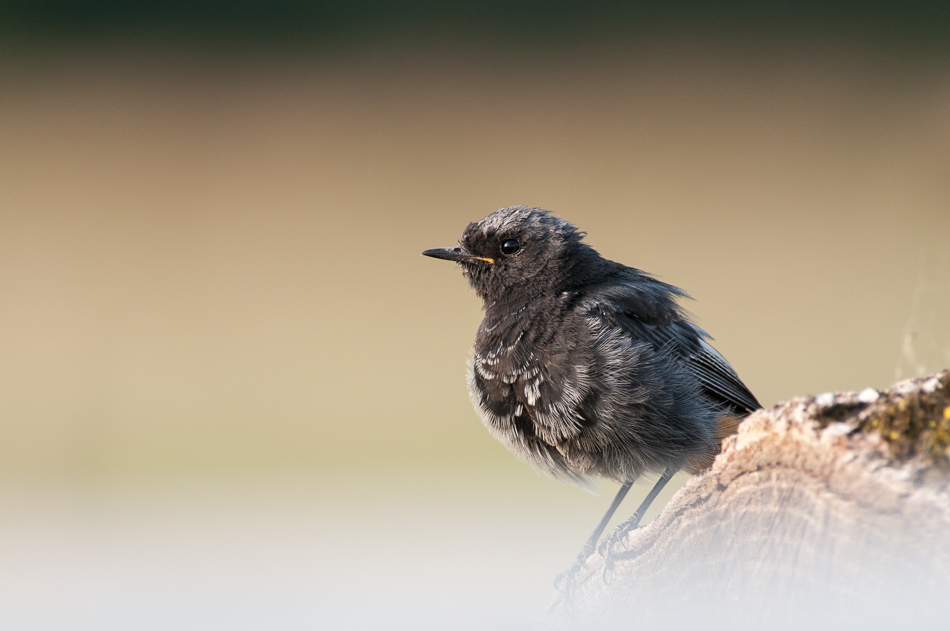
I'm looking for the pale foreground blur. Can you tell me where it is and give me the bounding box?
[0,42,948,628]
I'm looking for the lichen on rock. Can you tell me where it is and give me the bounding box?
[813,371,950,471]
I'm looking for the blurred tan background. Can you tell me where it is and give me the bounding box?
[1,6,949,627]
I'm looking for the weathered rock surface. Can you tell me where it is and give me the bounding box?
[552,371,950,630]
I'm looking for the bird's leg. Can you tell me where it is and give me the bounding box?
[601,465,678,581]
[580,480,634,560]
[553,480,632,600]
[620,465,677,533]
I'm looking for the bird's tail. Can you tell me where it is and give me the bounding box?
[684,413,743,475]
[713,413,742,443]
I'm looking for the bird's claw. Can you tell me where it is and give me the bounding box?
[551,540,598,611]
[600,527,626,582]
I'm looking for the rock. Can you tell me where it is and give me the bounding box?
[551,371,950,630]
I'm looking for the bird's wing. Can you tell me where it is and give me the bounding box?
[681,334,761,415]
[585,275,761,416]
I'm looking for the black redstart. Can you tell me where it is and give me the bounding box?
[423,205,759,576]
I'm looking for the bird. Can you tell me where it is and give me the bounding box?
[422,205,760,578]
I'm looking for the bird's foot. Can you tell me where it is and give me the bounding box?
[600,517,640,582]
[551,541,597,612]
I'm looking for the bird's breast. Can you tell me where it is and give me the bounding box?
[469,345,536,426]
[469,340,590,444]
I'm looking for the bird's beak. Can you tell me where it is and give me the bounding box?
[422,247,494,265]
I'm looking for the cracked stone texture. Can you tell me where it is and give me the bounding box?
[552,371,950,630]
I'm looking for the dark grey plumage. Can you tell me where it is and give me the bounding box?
[424,205,760,493]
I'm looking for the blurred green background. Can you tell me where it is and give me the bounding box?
[1,2,949,629]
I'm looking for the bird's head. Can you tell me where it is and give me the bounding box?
[423,206,600,305]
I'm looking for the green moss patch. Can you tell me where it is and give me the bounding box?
[816,372,950,472]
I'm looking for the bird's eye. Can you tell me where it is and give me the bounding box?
[501,240,521,255]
